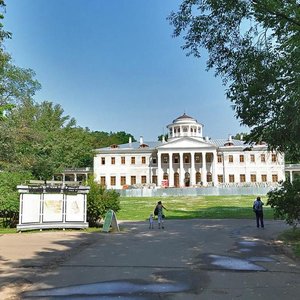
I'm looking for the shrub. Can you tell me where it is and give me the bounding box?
[86,177,120,227]
[0,171,32,227]
[267,179,300,228]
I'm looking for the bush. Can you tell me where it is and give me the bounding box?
[86,177,120,227]
[0,171,32,228]
[267,179,300,228]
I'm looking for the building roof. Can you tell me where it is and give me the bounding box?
[95,141,162,151]
[210,138,248,147]
[173,113,196,122]
[95,138,253,152]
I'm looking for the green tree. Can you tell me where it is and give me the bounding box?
[86,177,120,227]
[0,62,41,107]
[169,0,300,161]
[0,1,40,116]
[0,0,12,119]
[90,131,135,149]
[267,179,300,228]
[232,133,248,141]
[158,134,168,142]
[0,99,94,179]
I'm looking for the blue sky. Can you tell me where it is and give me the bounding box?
[3,0,246,141]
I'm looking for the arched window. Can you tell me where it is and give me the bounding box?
[196,172,201,184]
[174,172,179,187]
[207,172,212,182]
[184,172,190,187]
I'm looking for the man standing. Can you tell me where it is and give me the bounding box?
[253,196,264,228]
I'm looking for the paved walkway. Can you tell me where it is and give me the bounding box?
[0,219,299,299]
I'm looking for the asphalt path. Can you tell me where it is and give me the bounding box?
[1,219,300,299]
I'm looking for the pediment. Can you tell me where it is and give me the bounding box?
[157,137,216,150]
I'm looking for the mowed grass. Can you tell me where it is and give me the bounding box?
[116,195,274,221]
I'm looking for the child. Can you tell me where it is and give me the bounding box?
[149,213,154,229]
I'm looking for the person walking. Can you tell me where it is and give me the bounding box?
[154,201,167,229]
[253,196,264,228]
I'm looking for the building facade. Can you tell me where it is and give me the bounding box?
[94,114,285,189]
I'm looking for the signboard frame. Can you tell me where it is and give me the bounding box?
[102,209,120,232]
[17,185,89,231]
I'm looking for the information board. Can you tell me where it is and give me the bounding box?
[17,184,89,231]
[22,194,41,223]
[66,194,85,222]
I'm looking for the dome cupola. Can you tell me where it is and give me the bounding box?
[167,113,203,140]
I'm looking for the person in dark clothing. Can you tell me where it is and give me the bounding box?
[154,201,167,229]
[253,196,264,228]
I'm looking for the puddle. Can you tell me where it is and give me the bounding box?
[209,255,266,271]
[239,248,252,252]
[238,241,258,247]
[23,280,189,298]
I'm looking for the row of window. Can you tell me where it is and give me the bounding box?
[171,126,201,134]
[219,153,277,163]
[101,175,150,186]
[100,153,277,166]
[100,173,279,186]
[101,156,148,165]
[219,174,278,183]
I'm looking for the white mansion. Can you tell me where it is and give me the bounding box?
[93,114,285,189]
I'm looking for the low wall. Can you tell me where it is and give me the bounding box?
[117,186,276,197]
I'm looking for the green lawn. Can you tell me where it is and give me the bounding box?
[116,195,274,221]
[0,227,16,234]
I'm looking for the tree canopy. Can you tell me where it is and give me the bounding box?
[0,1,136,181]
[169,0,300,161]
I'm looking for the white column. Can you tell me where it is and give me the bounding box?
[202,152,207,186]
[179,152,184,187]
[190,152,195,186]
[157,153,162,187]
[222,153,226,183]
[169,152,174,187]
[149,158,153,185]
[212,151,218,185]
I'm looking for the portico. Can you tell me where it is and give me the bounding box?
[156,150,217,187]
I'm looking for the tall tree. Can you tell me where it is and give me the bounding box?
[169,0,300,160]
[0,1,11,65]
[0,1,40,118]
[0,62,41,107]
[0,99,94,179]
[0,0,12,119]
